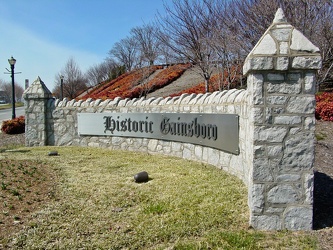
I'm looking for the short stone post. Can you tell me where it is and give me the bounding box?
[23,77,55,146]
[244,9,322,230]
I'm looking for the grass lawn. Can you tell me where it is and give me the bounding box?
[0,103,24,111]
[0,146,317,249]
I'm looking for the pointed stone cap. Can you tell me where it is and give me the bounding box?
[243,8,321,75]
[23,76,53,99]
[272,8,287,23]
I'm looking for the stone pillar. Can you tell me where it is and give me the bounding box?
[23,77,55,146]
[244,9,321,230]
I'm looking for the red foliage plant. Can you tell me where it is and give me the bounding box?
[169,83,205,97]
[316,92,333,121]
[80,66,163,100]
[78,64,192,100]
[78,63,243,100]
[130,63,192,98]
[1,116,25,134]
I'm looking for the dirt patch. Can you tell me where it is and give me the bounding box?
[314,121,333,178]
[146,66,204,98]
[312,121,333,249]
[0,159,58,241]
[0,133,25,149]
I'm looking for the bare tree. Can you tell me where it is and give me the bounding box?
[131,24,161,66]
[136,66,156,98]
[158,41,179,65]
[198,0,243,90]
[15,84,24,102]
[157,0,218,92]
[0,80,12,103]
[109,36,138,72]
[101,0,331,93]
[227,0,333,87]
[85,59,122,87]
[0,79,24,102]
[311,1,333,88]
[53,57,87,99]
[224,0,275,53]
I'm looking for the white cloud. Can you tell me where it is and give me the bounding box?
[0,19,102,92]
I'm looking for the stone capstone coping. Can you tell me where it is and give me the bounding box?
[23,76,53,99]
[243,8,321,75]
[53,89,248,109]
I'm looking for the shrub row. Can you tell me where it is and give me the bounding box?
[315,92,333,121]
[81,64,191,100]
[129,63,191,98]
[1,116,25,134]
[84,66,163,100]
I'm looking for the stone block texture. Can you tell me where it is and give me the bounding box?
[23,77,54,146]
[244,8,321,230]
[24,9,321,230]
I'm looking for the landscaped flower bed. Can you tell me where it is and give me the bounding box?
[129,63,191,98]
[83,66,163,100]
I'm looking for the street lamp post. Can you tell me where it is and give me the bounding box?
[60,75,64,100]
[8,56,16,119]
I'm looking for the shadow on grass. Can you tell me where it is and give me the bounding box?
[313,171,333,229]
[0,148,30,153]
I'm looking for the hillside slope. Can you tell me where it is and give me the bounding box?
[77,64,242,100]
[79,64,196,100]
[146,66,204,98]
[78,64,204,100]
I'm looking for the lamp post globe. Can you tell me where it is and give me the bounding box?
[8,56,16,67]
[8,56,16,119]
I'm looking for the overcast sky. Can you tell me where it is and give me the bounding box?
[0,0,172,91]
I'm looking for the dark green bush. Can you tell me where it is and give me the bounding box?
[1,116,25,134]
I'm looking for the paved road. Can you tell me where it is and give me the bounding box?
[0,106,25,123]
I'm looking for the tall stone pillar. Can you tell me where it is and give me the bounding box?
[23,77,55,146]
[244,9,322,230]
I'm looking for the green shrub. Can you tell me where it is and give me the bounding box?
[1,116,25,134]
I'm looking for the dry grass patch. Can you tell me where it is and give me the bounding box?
[0,158,57,240]
[1,146,317,249]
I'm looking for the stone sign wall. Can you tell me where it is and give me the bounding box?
[23,9,321,230]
